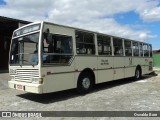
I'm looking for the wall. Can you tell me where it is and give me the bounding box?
[153,53,160,68]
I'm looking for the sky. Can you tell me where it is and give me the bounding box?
[0,0,160,50]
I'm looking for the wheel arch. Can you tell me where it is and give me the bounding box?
[77,68,96,86]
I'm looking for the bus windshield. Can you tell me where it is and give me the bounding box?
[10,33,39,66]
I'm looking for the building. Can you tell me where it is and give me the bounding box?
[0,16,30,71]
[153,49,160,68]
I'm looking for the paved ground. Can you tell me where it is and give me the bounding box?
[0,71,160,120]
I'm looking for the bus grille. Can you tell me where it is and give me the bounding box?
[15,69,39,82]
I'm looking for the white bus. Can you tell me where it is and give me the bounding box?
[8,21,153,94]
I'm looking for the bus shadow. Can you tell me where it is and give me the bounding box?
[17,89,79,104]
[17,74,156,104]
[93,74,156,93]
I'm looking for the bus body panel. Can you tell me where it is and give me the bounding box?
[113,57,125,80]
[131,57,153,75]
[41,64,75,93]
[97,57,114,83]
[74,56,97,71]
[42,72,75,93]
[74,56,98,83]
[124,57,135,78]
[124,67,135,78]
[142,57,153,74]
[97,69,114,83]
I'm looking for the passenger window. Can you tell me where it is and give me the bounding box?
[133,42,139,56]
[124,40,132,56]
[97,35,111,55]
[143,44,149,57]
[113,38,123,56]
[76,31,95,55]
[42,33,72,64]
[139,43,143,57]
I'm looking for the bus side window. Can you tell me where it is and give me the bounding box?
[124,40,132,56]
[48,41,54,53]
[133,42,139,56]
[76,31,95,55]
[113,38,123,56]
[139,43,143,57]
[143,44,149,57]
[43,33,72,64]
[97,35,111,55]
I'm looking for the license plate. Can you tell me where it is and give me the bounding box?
[16,84,23,90]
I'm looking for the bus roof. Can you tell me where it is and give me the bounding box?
[43,21,152,45]
[14,21,152,45]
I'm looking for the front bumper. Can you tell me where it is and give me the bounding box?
[8,81,43,94]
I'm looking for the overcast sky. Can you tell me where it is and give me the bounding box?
[0,0,160,49]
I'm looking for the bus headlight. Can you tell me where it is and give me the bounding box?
[32,78,43,84]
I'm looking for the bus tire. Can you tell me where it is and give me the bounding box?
[77,72,93,94]
[135,67,141,80]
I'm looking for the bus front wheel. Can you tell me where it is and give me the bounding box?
[77,72,93,94]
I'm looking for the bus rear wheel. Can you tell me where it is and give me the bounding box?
[135,67,141,80]
[77,72,93,94]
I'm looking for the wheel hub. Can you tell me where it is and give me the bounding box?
[136,70,140,79]
[82,78,90,89]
